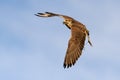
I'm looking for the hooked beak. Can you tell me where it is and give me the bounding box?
[63,21,66,25]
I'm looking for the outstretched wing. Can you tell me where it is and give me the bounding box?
[35,12,61,17]
[64,24,86,68]
[35,12,70,20]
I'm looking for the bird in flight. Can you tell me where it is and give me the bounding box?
[35,12,92,68]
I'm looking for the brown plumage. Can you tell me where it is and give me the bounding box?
[35,12,92,68]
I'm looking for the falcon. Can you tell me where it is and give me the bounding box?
[35,12,92,68]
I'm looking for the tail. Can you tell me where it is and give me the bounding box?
[85,30,92,46]
[35,12,60,17]
[88,36,92,46]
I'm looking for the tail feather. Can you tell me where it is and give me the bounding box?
[88,36,92,46]
[85,30,92,46]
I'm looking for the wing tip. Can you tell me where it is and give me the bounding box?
[63,61,76,69]
[34,13,45,17]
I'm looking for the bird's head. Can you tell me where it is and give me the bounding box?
[61,16,73,26]
[63,18,73,27]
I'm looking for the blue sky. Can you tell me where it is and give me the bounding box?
[0,0,120,80]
